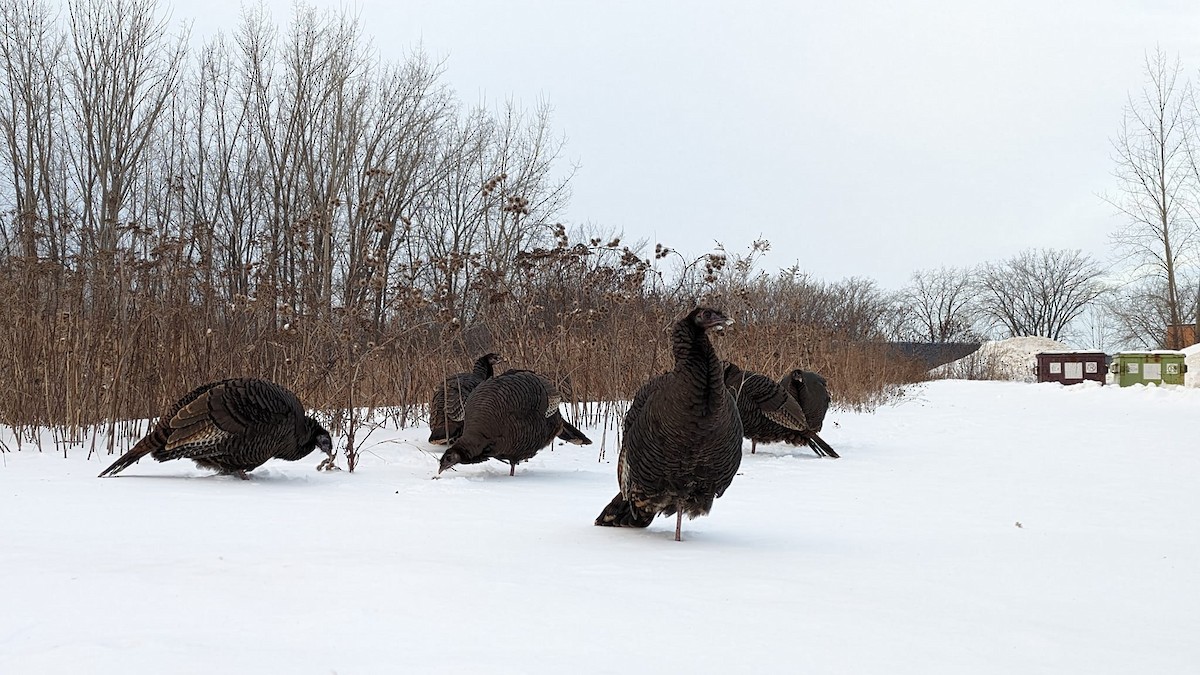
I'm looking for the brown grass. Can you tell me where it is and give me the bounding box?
[0,238,924,462]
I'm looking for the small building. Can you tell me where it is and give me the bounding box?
[1109,351,1188,387]
[1034,351,1107,385]
[1166,323,1198,349]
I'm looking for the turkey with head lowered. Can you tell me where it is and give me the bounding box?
[98,378,333,479]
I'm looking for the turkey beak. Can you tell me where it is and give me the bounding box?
[315,436,338,471]
[712,317,734,332]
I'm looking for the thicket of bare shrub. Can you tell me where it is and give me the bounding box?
[0,0,925,460]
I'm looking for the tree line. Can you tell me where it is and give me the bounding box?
[888,249,1108,346]
[0,0,574,328]
[0,0,923,451]
[891,48,1200,351]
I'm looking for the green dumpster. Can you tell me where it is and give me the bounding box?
[1109,351,1188,386]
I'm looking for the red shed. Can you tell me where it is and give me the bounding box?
[1034,351,1107,385]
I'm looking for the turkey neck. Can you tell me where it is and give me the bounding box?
[671,319,725,414]
[473,357,494,379]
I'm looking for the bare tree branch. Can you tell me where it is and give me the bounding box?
[976,249,1109,341]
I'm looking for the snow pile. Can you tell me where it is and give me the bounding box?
[1183,343,1200,387]
[3,381,1199,673]
[930,336,1069,381]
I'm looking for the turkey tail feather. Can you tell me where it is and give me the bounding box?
[807,432,840,459]
[97,432,161,478]
[595,492,655,528]
[556,420,592,445]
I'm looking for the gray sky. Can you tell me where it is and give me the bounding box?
[174,0,1200,289]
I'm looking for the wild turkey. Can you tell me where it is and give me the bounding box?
[428,353,503,445]
[781,369,831,429]
[437,369,591,476]
[725,363,839,458]
[780,368,838,458]
[595,307,743,541]
[98,378,333,479]
[724,362,809,452]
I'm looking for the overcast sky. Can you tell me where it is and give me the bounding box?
[172,0,1200,289]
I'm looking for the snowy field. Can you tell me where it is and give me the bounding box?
[2,379,1197,674]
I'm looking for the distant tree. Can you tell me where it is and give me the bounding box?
[893,266,979,343]
[1071,301,1125,352]
[0,0,66,262]
[64,0,187,260]
[1105,277,1200,349]
[1106,49,1197,347]
[976,249,1108,341]
[826,276,892,342]
[727,266,892,343]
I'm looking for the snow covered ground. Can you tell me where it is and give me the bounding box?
[2,380,1197,674]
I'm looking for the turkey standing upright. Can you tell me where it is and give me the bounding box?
[595,307,743,541]
[437,369,591,476]
[428,353,503,445]
[98,378,333,479]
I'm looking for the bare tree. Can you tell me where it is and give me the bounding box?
[63,0,186,256]
[894,266,979,343]
[976,249,1108,341]
[410,99,572,324]
[1105,276,1200,349]
[727,266,892,343]
[0,0,66,262]
[1106,49,1197,347]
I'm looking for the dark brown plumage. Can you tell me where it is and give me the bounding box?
[437,369,591,476]
[780,368,838,458]
[98,378,333,479]
[428,353,503,445]
[724,362,809,452]
[725,363,838,458]
[595,307,743,541]
[781,369,832,432]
